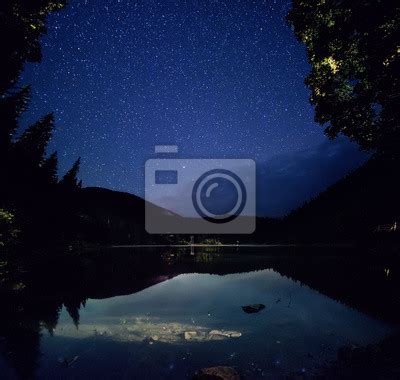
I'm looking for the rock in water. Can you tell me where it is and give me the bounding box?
[193,366,241,380]
[241,304,265,314]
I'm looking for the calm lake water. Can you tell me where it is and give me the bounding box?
[0,247,399,379]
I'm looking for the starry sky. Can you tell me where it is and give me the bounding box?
[20,0,367,216]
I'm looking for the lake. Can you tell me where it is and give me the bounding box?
[0,247,399,379]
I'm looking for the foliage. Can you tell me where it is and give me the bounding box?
[14,113,55,165]
[287,0,400,155]
[41,151,59,184]
[0,0,66,94]
[0,85,31,153]
[0,208,20,249]
[60,157,82,189]
[0,0,83,248]
[284,156,400,242]
[199,238,222,245]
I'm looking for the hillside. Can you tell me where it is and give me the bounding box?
[75,187,280,244]
[76,187,176,244]
[282,156,400,243]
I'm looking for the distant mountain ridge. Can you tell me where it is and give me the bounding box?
[77,154,398,244]
[77,186,277,244]
[257,137,368,217]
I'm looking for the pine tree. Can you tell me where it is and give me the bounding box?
[0,1,80,248]
[60,157,81,189]
[14,113,55,167]
[0,1,66,94]
[64,298,82,329]
[0,86,31,153]
[41,152,58,185]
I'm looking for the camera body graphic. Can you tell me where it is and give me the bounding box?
[145,147,256,234]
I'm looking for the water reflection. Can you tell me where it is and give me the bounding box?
[0,247,399,379]
[53,315,242,344]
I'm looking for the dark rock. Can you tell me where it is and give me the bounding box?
[193,366,241,380]
[241,304,265,314]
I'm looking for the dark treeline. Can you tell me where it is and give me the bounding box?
[282,155,400,244]
[282,0,400,244]
[0,1,173,253]
[0,0,83,250]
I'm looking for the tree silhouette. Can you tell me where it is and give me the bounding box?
[64,298,83,329]
[287,0,400,156]
[41,151,59,185]
[60,157,82,189]
[0,0,85,248]
[0,0,66,94]
[0,86,31,154]
[14,113,55,167]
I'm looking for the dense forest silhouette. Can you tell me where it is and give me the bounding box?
[0,0,82,250]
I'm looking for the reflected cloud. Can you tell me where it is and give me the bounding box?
[52,316,242,344]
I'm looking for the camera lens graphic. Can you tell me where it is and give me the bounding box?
[192,169,247,223]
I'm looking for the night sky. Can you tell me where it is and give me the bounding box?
[20,0,367,217]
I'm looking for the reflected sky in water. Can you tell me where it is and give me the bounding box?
[28,269,394,379]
